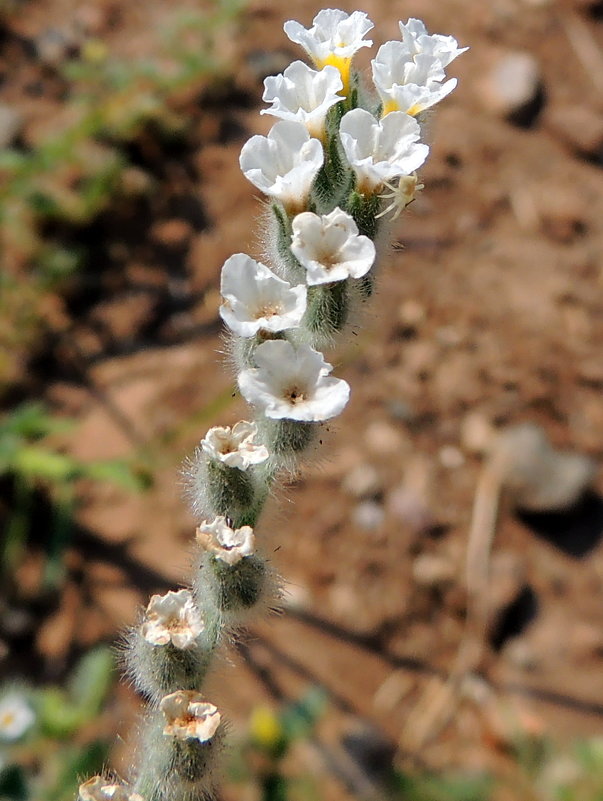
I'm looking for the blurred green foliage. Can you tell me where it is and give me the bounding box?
[0,648,115,801]
[0,402,149,588]
[0,0,245,389]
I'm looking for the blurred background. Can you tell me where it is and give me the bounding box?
[1,0,603,799]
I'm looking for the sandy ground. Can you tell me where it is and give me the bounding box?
[2,0,603,797]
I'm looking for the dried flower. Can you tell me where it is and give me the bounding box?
[160,690,221,742]
[141,590,204,649]
[79,778,142,801]
[201,420,269,470]
[291,207,375,285]
[197,517,255,566]
[219,253,307,337]
[238,340,350,422]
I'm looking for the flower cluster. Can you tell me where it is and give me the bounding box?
[231,9,465,431]
[84,11,465,801]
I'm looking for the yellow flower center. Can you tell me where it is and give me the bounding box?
[318,53,352,94]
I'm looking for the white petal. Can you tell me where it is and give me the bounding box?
[340,109,429,191]
[284,10,373,64]
[261,62,343,135]
[238,340,350,422]
[291,207,375,285]
[220,253,307,337]
[240,121,323,207]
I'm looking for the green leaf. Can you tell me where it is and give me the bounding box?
[38,687,84,738]
[67,647,114,716]
[12,446,78,483]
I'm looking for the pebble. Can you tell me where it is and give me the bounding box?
[387,486,434,533]
[438,445,465,469]
[461,411,496,454]
[150,219,193,249]
[412,553,455,587]
[0,104,24,148]
[352,500,385,531]
[35,28,78,66]
[342,463,381,498]
[363,420,405,456]
[478,51,542,120]
[546,105,603,162]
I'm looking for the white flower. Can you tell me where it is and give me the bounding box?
[238,340,350,422]
[379,79,457,117]
[141,589,204,649]
[372,28,466,117]
[339,108,429,192]
[399,18,468,69]
[262,61,343,139]
[79,778,142,801]
[290,208,375,285]
[0,694,35,741]
[239,121,323,212]
[160,690,221,742]
[196,517,255,566]
[373,43,446,92]
[201,420,268,470]
[219,254,307,337]
[284,10,373,89]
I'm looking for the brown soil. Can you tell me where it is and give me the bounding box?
[2,0,603,798]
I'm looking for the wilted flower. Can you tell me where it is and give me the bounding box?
[284,9,373,90]
[0,694,35,741]
[262,61,343,139]
[201,420,269,470]
[339,108,429,192]
[79,778,142,801]
[141,590,204,649]
[219,253,307,337]
[197,517,255,566]
[160,690,221,742]
[399,18,468,69]
[239,120,323,212]
[291,207,375,285]
[376,173,423,220]
[238,340,350,422]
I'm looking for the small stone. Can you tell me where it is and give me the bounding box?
[342,463,381,498]
[398,299,425,326]
[0,104,24,148]
[388,487,430,528]
[546,105,603,161]
[352,500,385,531]
[461,411,496,454]
[479,51,543,121]
[412,553,455,587]
[364,420,405,456]
[438,445,465,469]
[36,28,78,66]
[150,219,193,249]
